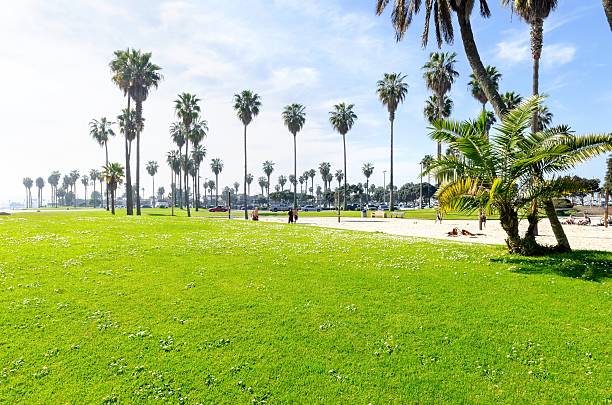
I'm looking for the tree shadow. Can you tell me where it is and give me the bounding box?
[491,250,612,282]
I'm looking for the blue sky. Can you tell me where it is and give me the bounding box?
[1,0,610,205]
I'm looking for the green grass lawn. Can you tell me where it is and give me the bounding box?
[1,211,610,403]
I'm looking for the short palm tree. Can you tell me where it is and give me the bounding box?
[175,93,201,217]
[377,73,408,210]
[169,122,185,208]
[48,171,60,208]
[102,162,125,215]
[233,181,240,198]
[376,0,507,118]
[319,162,331,195]
[362,163,374,202]
[334,169,344,208]
[210,158,224,206]
[282,103,306,208]
[427,97,612,254]
[278,175,287,192]
[207,180,216,206]
[246,173,254,201]
[422,52,459,158]
[89,169,100,208]
[420,155,435,208]
[35,177,44,208]
[81,175,89,206]
[262,161,275,205]
[258,176,268,198]
[424,95,453,124]
[308,169,316,198]
[89,117,115,210]
[329,103,357,210]
[146,161,159,207]
[70,170,80,207]
[468,65,502,113]
[502,91,523,110]
[166,150,181,215]
[125,49,162,216]
[234,90,262,219]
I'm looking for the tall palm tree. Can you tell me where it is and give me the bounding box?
[207,180,216,207]
[35,177,44,208]
[102,162,125,215]
[187,158,197,208]
[175,93,201,217]
[210,158,224,206]
[62,175,71,206]
[89,169,100,208]
[376,0,507,118]
[362,163,374,202]
[81,175,89,206]
[502,91,523,110]
[329,103,357,210]
[146,161,159,207]
[427,97,612,254]
[246,173,253,202]
[117,108,136,210]
[282,104,307,209]
[424,95,453,124]
[420,155,435,207]
[233,182,240,201]
[89,117,115,210]
[234,90,262,219]
[278,175,287,192]
[262,161,275,206]
[377,73,408,211]
[422,52,459,158]
[169,122,185,208]
[110,49,135,215]
[258,176,268,198]
[189,119,208,211]
[126,49,162,216]
[48,171,60,208]
[604,155,612,228]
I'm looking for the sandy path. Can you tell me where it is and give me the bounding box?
[260,216,612,252]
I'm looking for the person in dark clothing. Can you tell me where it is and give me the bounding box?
[288,208,294,224]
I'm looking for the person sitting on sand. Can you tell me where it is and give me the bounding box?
[578,214,591,226]
[447,227,459,237]
[252,207,259,221]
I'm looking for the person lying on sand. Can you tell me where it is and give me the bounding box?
[447,228,459,237]
[461,229,476,236]
[447,228,478,237]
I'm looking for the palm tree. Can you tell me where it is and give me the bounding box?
[329,103,357,210]
[102,162,125,215]
[427,97,612,254]
[125,49,162,216]
[89,117,115,210]
[604,155,612,228]
[334,170,344,208]
[48,171,60,208]
[191,144,206,210]
[282,104,307,209]
[70,170,80,207]
[35,177,44,208]
[166,150,181,215]
[362,163,374,202]
[422,52,459,158]
[376,0,507,118]
[187,158,197,208]
[89,169,100,208]
[246,173,254,203]
[262,161,275,206]
[278,175,287,192]
[207,180,216,207]
[420,155,434,208]
[424,95,453,124]
[536,105,553,130]
[468,65,502,113]
[308,169,316,199]
[318,162,331,204]
[170,121,185,208]
[258,176,268,198]
[110,49,135,215]
[377,73,408,211]
[233,181,240,200]
[502,91,523,111]
[116,108,136,211]
[234,90,262,219]
[210,158,224,206]
[175,93,201,217]
[605,0,612,30]
[81,175,89,206]
[62,175,71,206]
[146,161,159,207]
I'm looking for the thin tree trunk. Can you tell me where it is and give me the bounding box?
[152,176,155,208]
[543,199,571,252]
[185,138,191,217]
[389,117,395,211]
[244,124,248,220]
[125,96,133,215]
[111,187,115,215]
[456,8,506,119]
[215,174,219,206]
[604,187,609,228]
[342,134,347,211]
[293,133,297,209]
[437,93,443,159]
[604,0,612,31]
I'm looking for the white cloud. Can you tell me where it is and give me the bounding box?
[542,43,576,66]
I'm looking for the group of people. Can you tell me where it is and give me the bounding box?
[288,208,299,224]
[562,214,591,226]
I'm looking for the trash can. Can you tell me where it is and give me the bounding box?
[361,208,367,218]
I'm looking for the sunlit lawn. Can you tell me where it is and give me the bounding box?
[0,210,610,403]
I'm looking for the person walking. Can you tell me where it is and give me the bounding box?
[288,208,294,224]
[293,208,299,223]
[435,210,442,224]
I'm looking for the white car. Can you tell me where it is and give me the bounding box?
[302,205,321,212]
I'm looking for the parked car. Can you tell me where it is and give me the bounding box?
[208,206,228,212]
[365,204,378,211]
[301,205,321,212]
[270,204,291,212]
[157,202,168,208]
[378,204,389,211]
[141,203,152,209]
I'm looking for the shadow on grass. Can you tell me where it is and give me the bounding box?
[492,250,612,282]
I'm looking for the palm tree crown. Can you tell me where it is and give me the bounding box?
[282,104,306,135]
[376,73,408,121]
[422,52,459,97]
[234,90,261,126]
[468,66,502,108]
[329,103,357,136]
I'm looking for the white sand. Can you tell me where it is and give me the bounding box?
[260,216,612,252]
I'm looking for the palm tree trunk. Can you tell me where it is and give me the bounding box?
[499,205,522,254]
[135,101,142,216]
[293,133,297,209]
[171,171,175,216]
[125,96,133,215]
[419,163,423,209]
[195,169,199,211]
[243,124,248,220]
[111,187,115,215]
[215,174,219,206]
[152,176,155,208]
[185,138,191,217]
[342,134,347,211]
[437,93,443,159]
[543,199,571,252]
[604,0,612,31]
[604,187,609,228]
[456,8,506,118]
[389,116,395,211]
